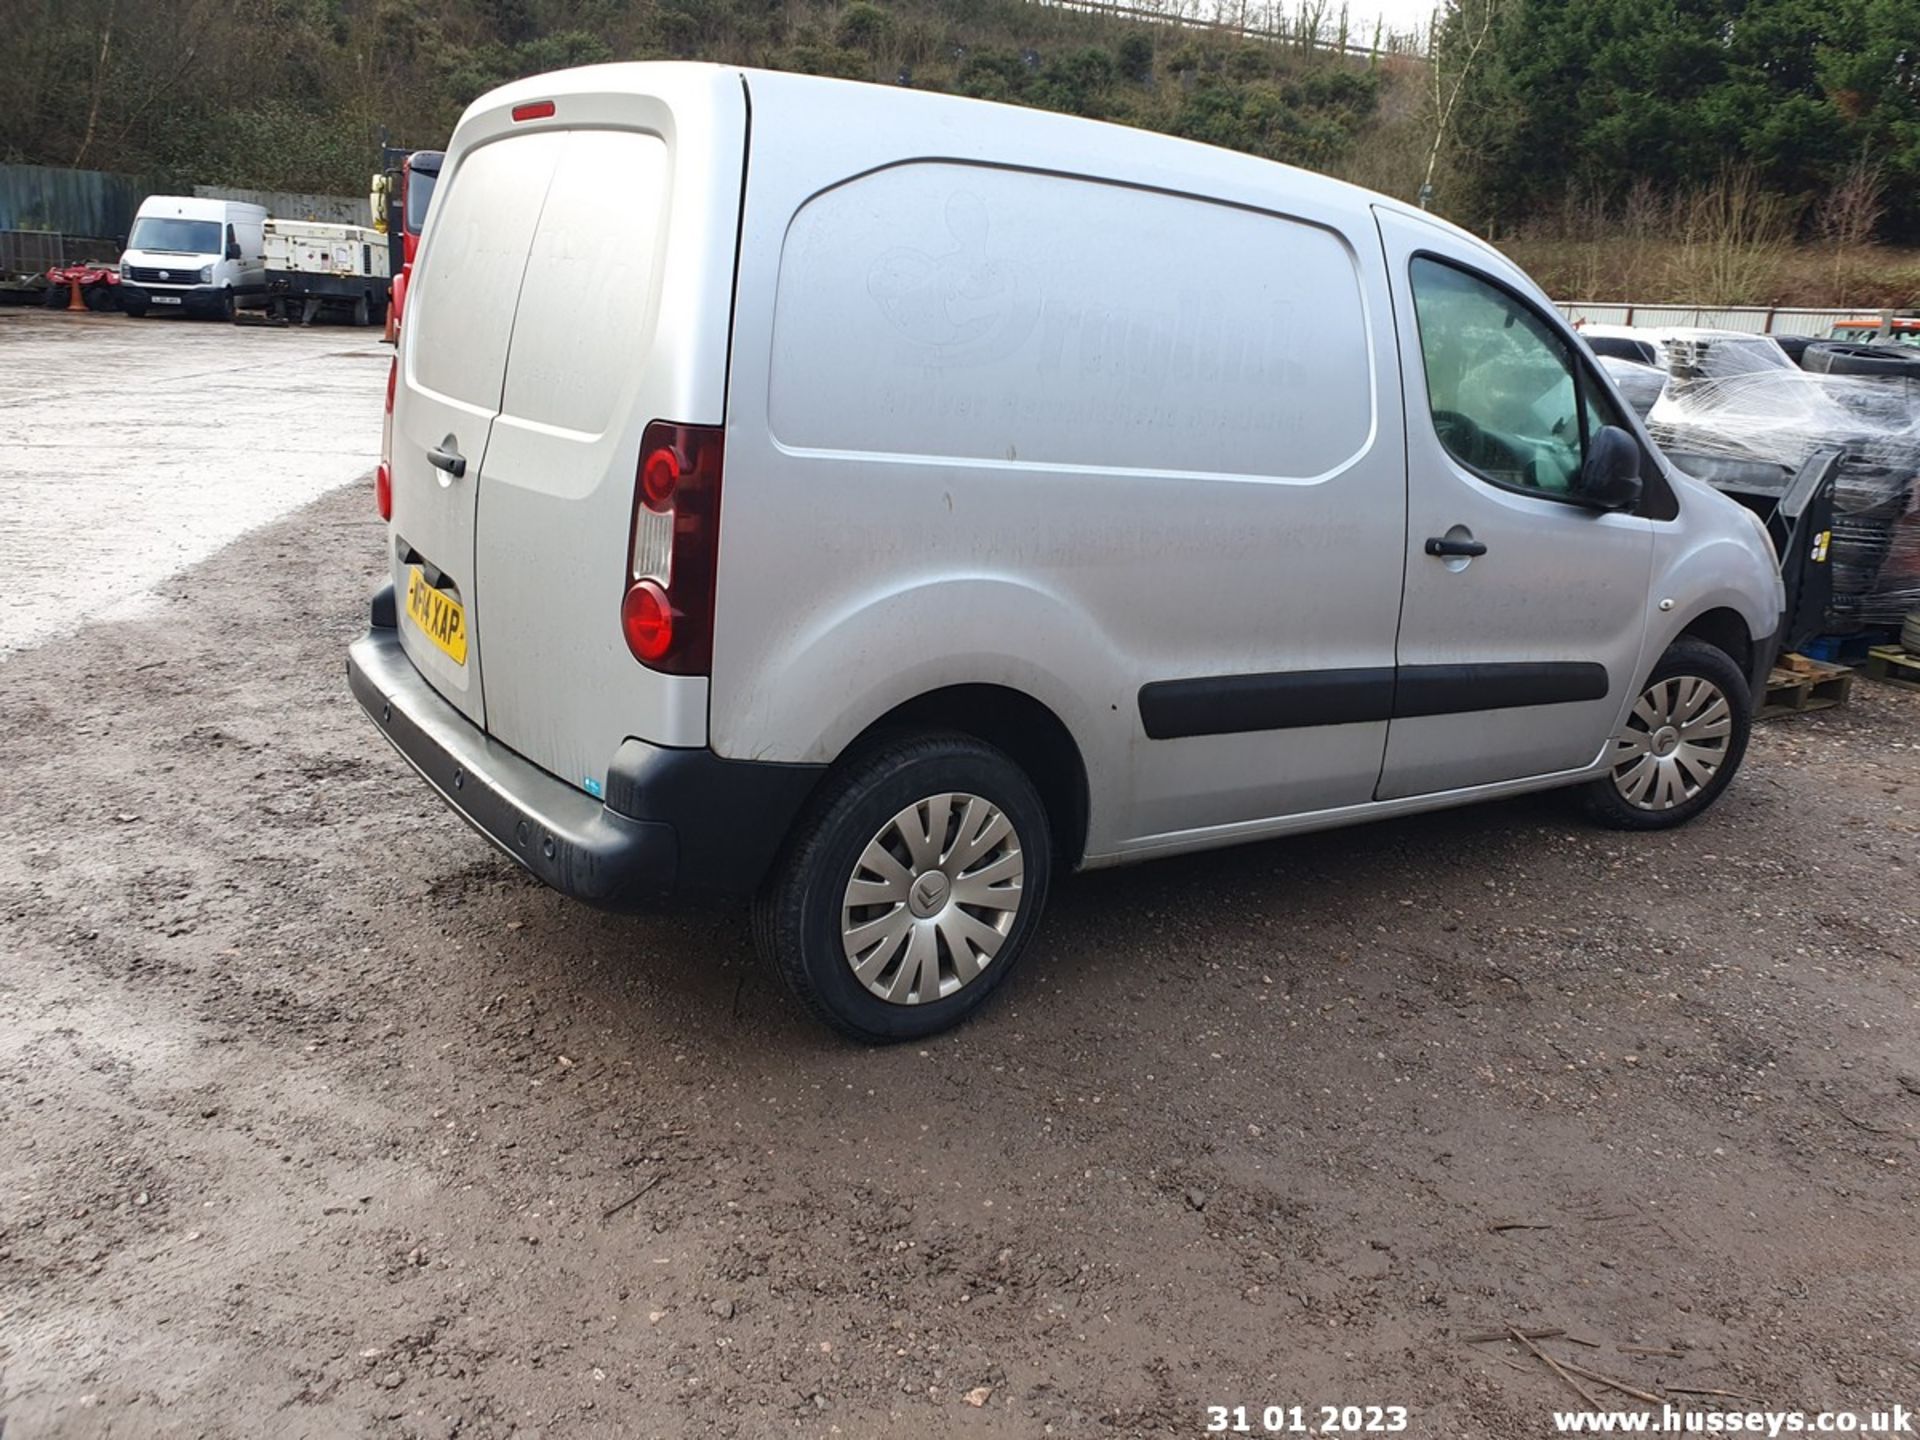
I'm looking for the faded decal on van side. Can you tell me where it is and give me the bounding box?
[770,162,1372,480]
[866,192,1040,366]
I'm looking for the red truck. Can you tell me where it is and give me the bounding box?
[376,147,443,342]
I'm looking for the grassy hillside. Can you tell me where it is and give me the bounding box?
[17,0,1914,306]
[1495,172,1920,309]
[4,0,1425,200]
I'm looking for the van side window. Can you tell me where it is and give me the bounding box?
[1409,257,1593,497]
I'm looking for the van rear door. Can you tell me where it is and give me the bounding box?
[470,76,746,797]
[390,131,564,725]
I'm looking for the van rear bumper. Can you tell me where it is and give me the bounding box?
[347,585,823,908]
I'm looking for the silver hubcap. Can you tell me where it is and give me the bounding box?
[1610,674,1732,811]
[841,793,1024,1006]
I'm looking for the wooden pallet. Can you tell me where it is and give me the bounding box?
[1760,653,1854,718]
[1866,645,1920,694]
[1797,630,1894,666]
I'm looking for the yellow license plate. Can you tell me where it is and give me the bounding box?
[406,567,468,665]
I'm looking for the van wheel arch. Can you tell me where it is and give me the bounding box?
[1674,607,1754,678]
[839,685,1091,870]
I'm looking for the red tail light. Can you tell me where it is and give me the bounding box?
[623,421,723,674]
[640,446,680,510]
[377,356,397,520]
[512,100,556,122]
[621,581,673,662]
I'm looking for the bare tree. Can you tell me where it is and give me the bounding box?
[1814,152,1886,251]
[71,0,116,168]
[1420,0,1501,209]
[1670,164,1796,307]
[1812,153,1886,307]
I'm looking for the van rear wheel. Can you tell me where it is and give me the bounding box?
[1581,638,1751,830]
[752,734,1052,1042]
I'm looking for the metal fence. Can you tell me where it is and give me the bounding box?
[1554,302,1901,338]
[193,185,365,225]
[1,167,368,275]
[0,163,151,241]
[1027,0,1426,55]
[0,230,123,273]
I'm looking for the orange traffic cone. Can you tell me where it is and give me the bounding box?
[66,276,87,312]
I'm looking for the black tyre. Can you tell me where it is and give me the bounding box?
[1802,342,1920,380]
[1581,638,1752,830]
[753,733,1052,1042]
[352,293,371,326]
[217,288,236,321]
[1773,334,1815,365]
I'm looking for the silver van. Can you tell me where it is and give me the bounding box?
[348,63,1784,1040]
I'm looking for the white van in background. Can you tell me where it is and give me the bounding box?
[349,64,1784,1042]
[118,196,267,318]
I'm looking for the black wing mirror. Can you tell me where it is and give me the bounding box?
[225,239,242,260]
[1579,425,1644,511]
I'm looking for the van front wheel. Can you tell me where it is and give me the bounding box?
[1581,638,1752,830]
[753,734,1052,1042]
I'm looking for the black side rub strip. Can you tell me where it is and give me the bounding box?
[1138,662,1609,740]
[1393,662,1608,718]
[1140,668,1394,740]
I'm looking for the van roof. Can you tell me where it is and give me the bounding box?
[456,60,1532,299]
[136,194,268,222]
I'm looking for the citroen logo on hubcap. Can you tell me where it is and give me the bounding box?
[909,871,951,918]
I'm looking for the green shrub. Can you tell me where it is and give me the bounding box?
[835,2,892,53]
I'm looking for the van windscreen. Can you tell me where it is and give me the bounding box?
[405,169,438,235]
[129,217,221,254]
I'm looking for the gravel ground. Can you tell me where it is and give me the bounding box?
[2,329,1918,1439]
[0,308,385,655]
